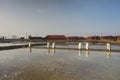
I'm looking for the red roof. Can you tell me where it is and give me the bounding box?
[45,35,67,39]
[87,36,94,39]
[68,36,85,39]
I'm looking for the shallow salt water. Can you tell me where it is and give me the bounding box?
[0,48,120,80]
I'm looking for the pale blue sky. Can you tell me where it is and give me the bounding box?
[0,0,120,37]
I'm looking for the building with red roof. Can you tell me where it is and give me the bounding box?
[87,36,100,40]
[45,35,67,40]
[68,36,85,41]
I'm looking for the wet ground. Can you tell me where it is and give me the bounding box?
[0,48,120,80]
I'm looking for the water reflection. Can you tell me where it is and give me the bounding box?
[48,48,50,54]
[78,50,82,56]
[106,51,111,58]
[78,50,90,57]
[29,47,32,53]
[0,49,120,80]
[52,49,56,54]
[47,49,56,55]
[86,50,89,57]
[78,50,112,58]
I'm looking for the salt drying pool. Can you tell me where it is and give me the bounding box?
[0,48,120,80]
